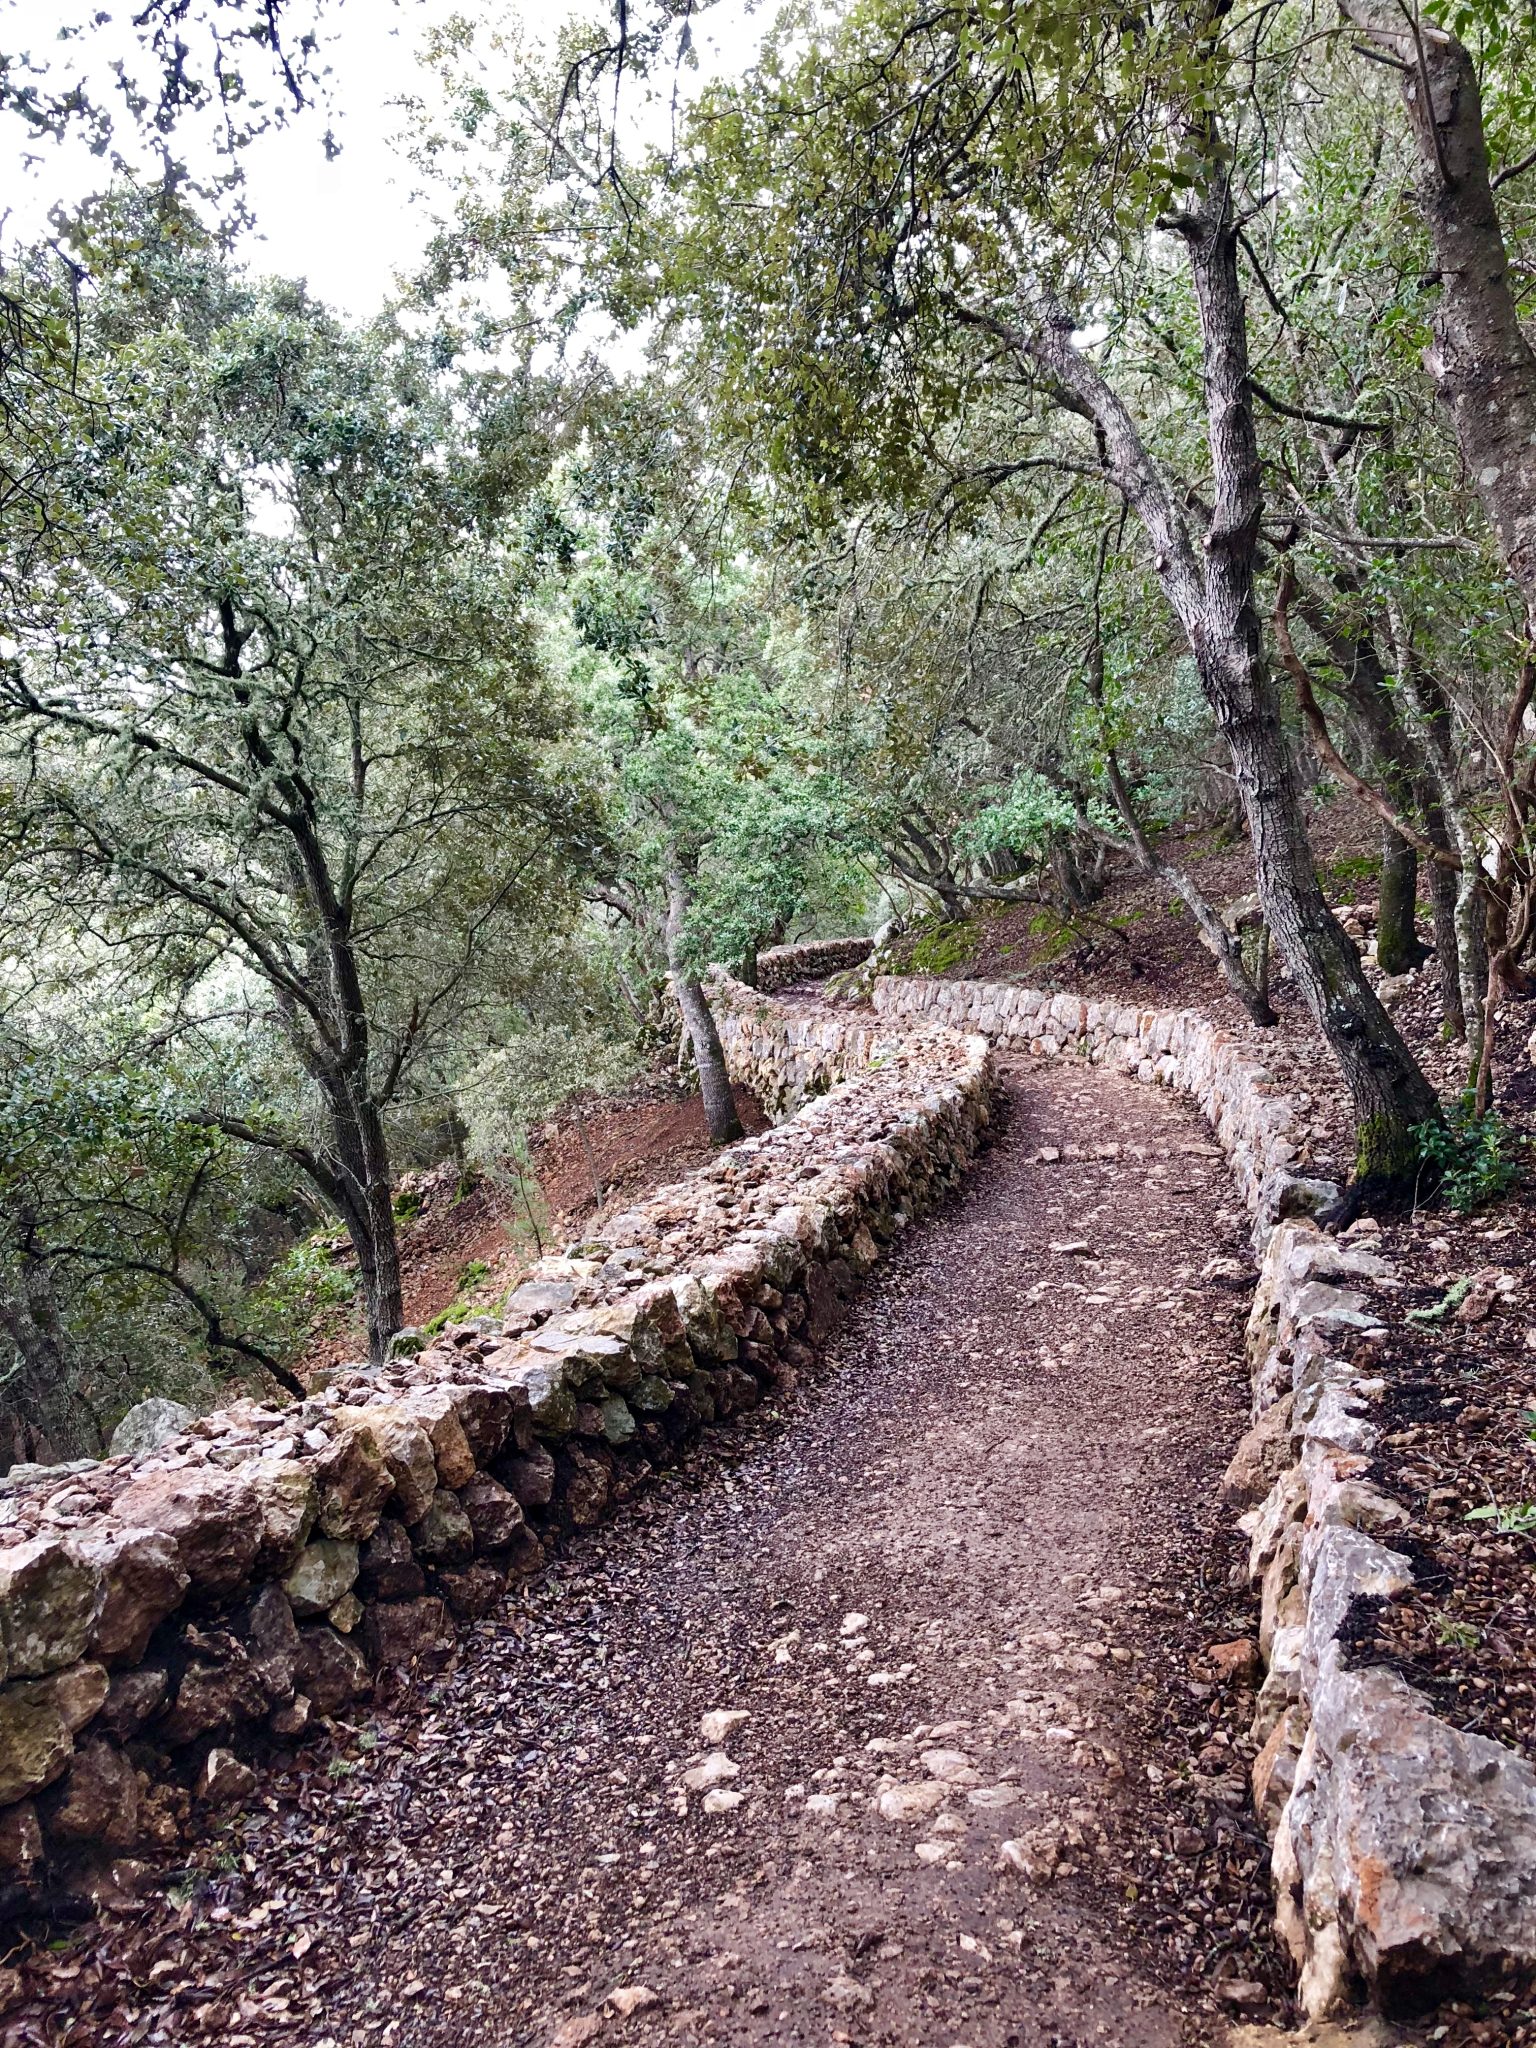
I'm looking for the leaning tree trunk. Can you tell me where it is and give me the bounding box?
[1016,172,1441,1191]
[665,867,744,1147]
[1178,207,1442,1186]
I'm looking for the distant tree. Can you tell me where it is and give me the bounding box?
[0,211,591,1362]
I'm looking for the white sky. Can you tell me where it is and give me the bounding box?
[3,0,769,320]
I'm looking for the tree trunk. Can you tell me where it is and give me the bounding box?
[324,1083,404,1365]
[1177,210,1442,1186]
[1376,824,1423,975]
[665,865,744,1147]
[1426,816,1466,1038]
[1100,744,1276,1026]
[1011,171,1441,1190]
[1349,11,1536,633]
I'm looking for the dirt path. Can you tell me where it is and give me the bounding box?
[17,1057,1277,2048]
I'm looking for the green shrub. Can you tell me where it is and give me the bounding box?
[1414,1104,1524,1214]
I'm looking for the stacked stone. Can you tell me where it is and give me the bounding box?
[754,938,874,992]
[0,988,992,1897]
[871,976,1322,1232]
[1226,1222,1536,2017]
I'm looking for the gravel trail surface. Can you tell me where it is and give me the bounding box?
[12,1056,1271,2048]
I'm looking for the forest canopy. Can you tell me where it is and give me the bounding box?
[4,0,1536,1462]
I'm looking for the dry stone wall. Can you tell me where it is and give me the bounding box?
[869,968,1536,2014]
[1231,1224,1536,2018]
[0,982,991,1902]
[871,975,1334,1235]
[754,937,874,992]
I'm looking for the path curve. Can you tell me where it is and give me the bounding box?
[16,1056,1280,2047]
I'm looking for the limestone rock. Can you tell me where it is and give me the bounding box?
[498,1445,555,1510]
[364,1596,453,1670]
[246,1457,319,1571]
[96,1666,168,1742]
[606,1985,659,2018]
[311,1422,394,1540]
[699,1709,749,1744]
[1220,1395,1295,1509]
[877,1782,946,1822]
[412,1487,474,1565]
[112,1464,262,1594]
[435,1562,506,1620]
[458,1472,525,1552]
[108,1399,193,1458]
[70,1525,186,1668]
[358,1517,425,1601]
[1289,1661,1536,2014]
[22,1661,108,1734]
[0,1536,99,1678]
[242,1584,300,1701]
[197,1747,257,1807]
[283,1539,360,1619]
[294,1625,371,1712]
[42,1738,139,1849]
[0,1684,73,1804]
[682,1751,739,1793]
[161,1642,269,1745]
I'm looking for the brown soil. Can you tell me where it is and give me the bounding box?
[8,1057,1290,2047]
[302,1083,768,1375]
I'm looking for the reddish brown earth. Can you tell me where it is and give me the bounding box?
[303,1084,768,1375]
[8,1056,1290,2048]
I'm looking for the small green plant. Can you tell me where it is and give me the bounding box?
[456,1258,490,1293]
[1434,1615,1480,1652]
[1326,853,1382,891]
[1467,1499,1536,1536]
[392,1186,423,1224]
[1414,1103,1524,1214]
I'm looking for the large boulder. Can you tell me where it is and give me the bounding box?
[331,1408,433,1524]
[1285,1661,1536,2016]
[108,1399,193,1458]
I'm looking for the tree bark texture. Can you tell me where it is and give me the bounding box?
[666,868,745,1147]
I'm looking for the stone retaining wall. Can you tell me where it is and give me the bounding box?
[0,985,992,1902]
[870,975,1331,1234]
[1229,1225,1536,2017]
[755,937,874,992]
[868,968,1536,2015]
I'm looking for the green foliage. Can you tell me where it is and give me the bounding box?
[1466,1499,1536,1537]
[1414,1108,1525,1215]
[902,919,980,977]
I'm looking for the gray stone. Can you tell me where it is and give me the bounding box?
[282,1539,360,1620]
[108,1398,194,1457]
